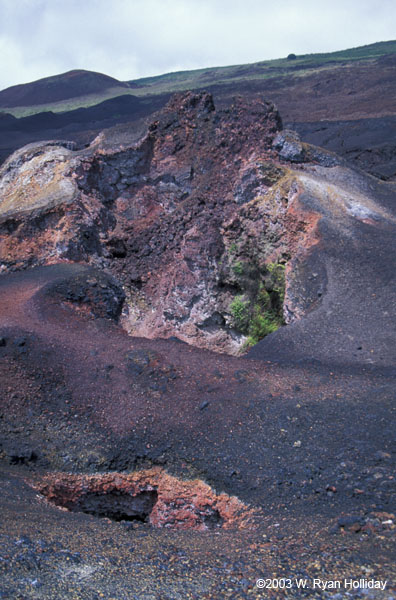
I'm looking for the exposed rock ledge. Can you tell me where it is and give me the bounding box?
[35,468,258,531]
[0,91,388,354]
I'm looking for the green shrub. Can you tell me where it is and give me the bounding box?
[248,306,279,342]
[229,296,250,331]
[256,284,272,310]
[265,262,286,307]
[232,261,244,276]
[229,260,286,348]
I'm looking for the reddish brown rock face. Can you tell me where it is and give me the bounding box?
[0,92,343,353]
[35,468,258,531]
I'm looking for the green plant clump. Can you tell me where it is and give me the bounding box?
[245,306,280,348]
[228,261,286,349]
[232,261,244,276]
[266,262,286,307]
[229,295,250,331]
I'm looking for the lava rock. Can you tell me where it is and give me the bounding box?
[272,129,305,162]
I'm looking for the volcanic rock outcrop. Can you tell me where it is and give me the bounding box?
[0,91,347,354]
[36,468,258,531]
[0,90,395,598]
[1,91,396,360]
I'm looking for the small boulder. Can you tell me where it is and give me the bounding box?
[273,130,305,163]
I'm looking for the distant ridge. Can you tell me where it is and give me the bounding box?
[0,40,395,180]
[0,69,128,108]
[1,40,395,118]
[125,39,396,95]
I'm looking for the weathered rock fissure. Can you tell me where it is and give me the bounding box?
[36,468,258,531]
[0,91,343,353]
[62,489,159,523]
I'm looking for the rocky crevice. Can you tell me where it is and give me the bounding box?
[35,468,258,531]
[0,91,328,353]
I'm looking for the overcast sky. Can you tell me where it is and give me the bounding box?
[0,0,394,91]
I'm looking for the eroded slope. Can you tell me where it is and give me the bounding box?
[1,92,395,361]
[0,91,395,595]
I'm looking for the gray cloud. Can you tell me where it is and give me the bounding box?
[0,0,394,90]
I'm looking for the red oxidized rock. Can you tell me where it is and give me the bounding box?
[35,468,259,531]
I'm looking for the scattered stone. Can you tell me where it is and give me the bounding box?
[374,450,391,462]
[272,129,305,162]
[3,443,38,465]
[234,370,248,383]
[337,515,366,532]
[126,350,152,376]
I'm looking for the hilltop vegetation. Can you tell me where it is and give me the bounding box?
[0,40,395,118]
[125,40,396,97]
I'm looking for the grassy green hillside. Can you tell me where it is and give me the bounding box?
[2,87,136,118]
[126,40,396,96]
[1,40,395,118]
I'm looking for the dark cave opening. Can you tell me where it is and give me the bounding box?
[67,489,158,523]
[201,507,224,528]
